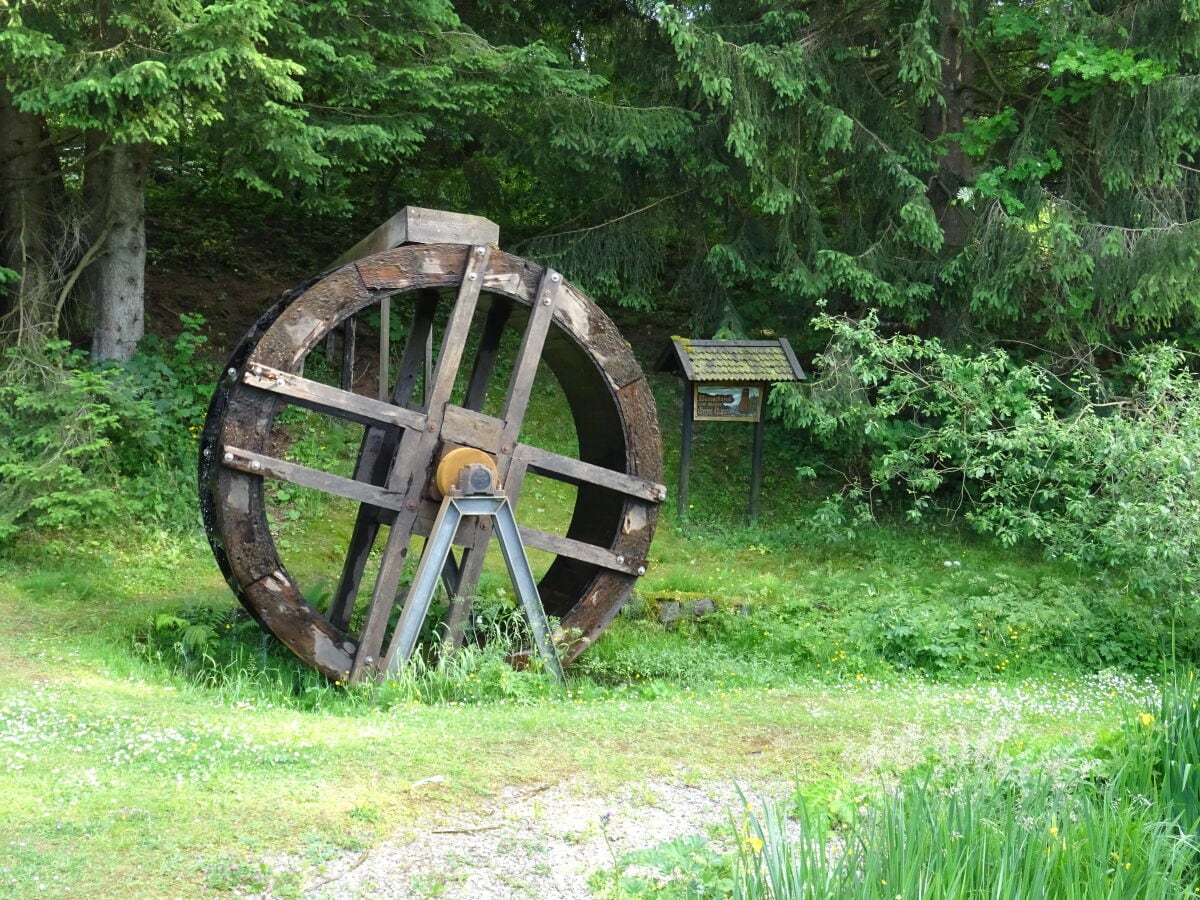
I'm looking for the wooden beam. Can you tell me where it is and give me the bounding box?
[464,301,512,411]
[750,412,765,521]
[349,245,494,682]
[498,268,560,447]
[340,315,356,392]
[518,525,642,575]
[514,443,666,503]
[242,364,425,432]
[330,207,500,268]
[678,381,694,517]
[221,446,408,512]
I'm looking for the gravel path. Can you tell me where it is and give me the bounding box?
[281,777,788,899]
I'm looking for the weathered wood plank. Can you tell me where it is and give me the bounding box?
[402,510,638,575]
[339,315,356,392]
[378,297,390,401]
[442,406,504,454]
[349,245,494,681]
[499,269,560,448]
[221,445,408,512]
[518,526,642,575]
[391,290,439,407]
[424,247,492,415]
[242,364,425,432]
[326,508,381,632]
[464,301,512,411]
[331,207,500,268]
[514,443,666,502]
[325,425,395,631]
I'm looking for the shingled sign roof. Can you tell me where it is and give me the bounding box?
[656,337,805,383]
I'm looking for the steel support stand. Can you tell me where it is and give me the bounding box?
[381,487,565,683]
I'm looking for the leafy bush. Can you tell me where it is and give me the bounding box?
[0,342,125,543]
[0,316,215,545]
[775,311,1200,632]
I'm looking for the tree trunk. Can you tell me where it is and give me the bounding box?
[87,140,149,362]
[0,82,57,346]
[923,0,974,251]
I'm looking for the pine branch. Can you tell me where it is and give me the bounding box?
[533,189,692,239]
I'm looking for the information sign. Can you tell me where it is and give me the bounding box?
[693,384,762,421]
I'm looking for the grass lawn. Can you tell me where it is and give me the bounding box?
[0,512,1164,898]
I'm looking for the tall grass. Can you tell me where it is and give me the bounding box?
[730,673,1200,899]
[738,774,1196,899]
[134,599,562,710]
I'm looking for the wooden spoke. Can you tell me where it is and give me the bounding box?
[513,443,666,503]
[243,364,425,432]
[518,525,644,575]
[326,427,396,631]
[349,245,493,681]
[327,505,381,632]
[498,269,560,450]
[440,275,557,647]
[391,290,439,408]
[327,291,438,630]
[425,247,493,415]
[221,445,407,511]
[464,301,512,412]
[340,315,356,391]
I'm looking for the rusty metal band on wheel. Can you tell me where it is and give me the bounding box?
[198,244,663,680]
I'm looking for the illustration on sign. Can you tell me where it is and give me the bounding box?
[694,384,762,421]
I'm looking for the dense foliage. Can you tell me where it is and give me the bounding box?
[4,1,1197,348]
[777,313,1200,603]
[0,316,209,542]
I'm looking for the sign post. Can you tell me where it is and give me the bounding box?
[656,338,805,520]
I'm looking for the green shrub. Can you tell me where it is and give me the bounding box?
[0,342,126,543]
[775,311,1200,648]
[0,316,215,545]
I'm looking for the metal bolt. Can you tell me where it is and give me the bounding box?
[226,367,237,378]
[427,422,437,432]
[543,295,552,305]
[637,566,646,576]
[616,555,625,565]
[657,488,667,501]
[202,448,211,458]
[467,272,477,281]
[366,656,374,664]
[251,365,263,376]
[501,444,511,454]
[250,460,261,471]
[475,246,485,256]
[550,272,561,283]
[406,500,417,510]
[223,452,234,463]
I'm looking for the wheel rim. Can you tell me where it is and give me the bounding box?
[199,243,664,681]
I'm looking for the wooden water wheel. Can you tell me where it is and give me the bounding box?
[198,226,664,683]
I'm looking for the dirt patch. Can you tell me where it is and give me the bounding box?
[274,777,789,899]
